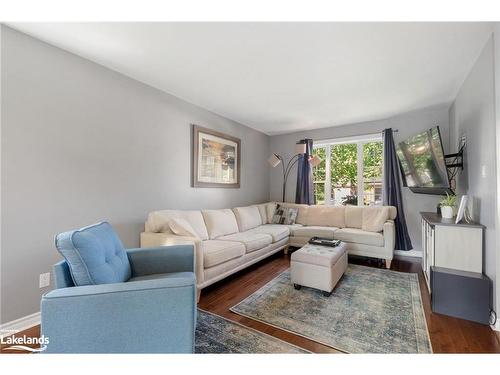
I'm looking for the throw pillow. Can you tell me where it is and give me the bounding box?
[169,217,199,238]
[272,205,298,225]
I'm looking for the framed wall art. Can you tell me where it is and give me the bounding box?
[192,125,241,188]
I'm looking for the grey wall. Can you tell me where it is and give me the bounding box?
[269,105,450,253]
[0,26,270,324]
[449,35,497,309]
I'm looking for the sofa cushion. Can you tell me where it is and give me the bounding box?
[345,205,363,229]
[145,210,209,240]
[233,206,262,232]
[247,224,290,243]
[334,228,384,247]
[291,226,338,240]
[306,205,345,228]
[202,240,246,268]
[277,202,309,225]
[202,209,239,239]
[388,206,397,220]
[218,232,273,253]
[55,222,131,286]
[266,203,277,224]
[271,204,298,225]
[254,202,277,224]
[255,204,268,224]
[168,217,198,237]
[362,207,390,232]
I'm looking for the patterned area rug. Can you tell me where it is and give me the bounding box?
[195,309,309,353]
[230,265,432,353]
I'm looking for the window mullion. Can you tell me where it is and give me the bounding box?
[325,144,332,205]
[357,142,364,206]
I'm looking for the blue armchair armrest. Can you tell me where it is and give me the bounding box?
[127,245,194,277]
[41,274,196,353]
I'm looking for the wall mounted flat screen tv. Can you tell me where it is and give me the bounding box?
[396,126,453,195]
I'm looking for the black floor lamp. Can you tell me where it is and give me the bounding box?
[268,143,322,202]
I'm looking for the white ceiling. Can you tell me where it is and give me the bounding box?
[8,22,494,135]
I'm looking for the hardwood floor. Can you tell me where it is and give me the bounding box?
[2,250,500,354]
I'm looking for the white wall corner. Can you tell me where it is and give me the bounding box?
[493,23,500,333]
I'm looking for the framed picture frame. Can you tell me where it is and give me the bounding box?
[455,195,468,224]
[192,125,241,188]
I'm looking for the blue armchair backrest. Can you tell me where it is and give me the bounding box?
[55,221,131,286]
[53,260,75,289]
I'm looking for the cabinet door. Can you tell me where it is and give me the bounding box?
[434,226,482,273]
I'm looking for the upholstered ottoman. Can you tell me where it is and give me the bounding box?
[290,242,348,296]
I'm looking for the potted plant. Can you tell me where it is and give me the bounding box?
[440,193,457,219]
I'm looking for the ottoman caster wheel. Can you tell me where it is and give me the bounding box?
[294,284,302,290]
[322,291,332,297]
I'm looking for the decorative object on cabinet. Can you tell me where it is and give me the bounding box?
[455,195,470,224]
[439,193,457,219]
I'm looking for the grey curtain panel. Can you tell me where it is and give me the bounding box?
[382,128,413,250]
[295,139,315,204]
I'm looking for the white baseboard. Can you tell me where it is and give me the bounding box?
[0,312,40,336]
[394,249,422,258]
[492,319,500,332]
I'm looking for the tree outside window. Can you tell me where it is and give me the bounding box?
[312,138,383,206]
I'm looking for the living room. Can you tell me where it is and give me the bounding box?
[1,0,500,371]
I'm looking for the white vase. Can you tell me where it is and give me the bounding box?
[441,206,454,219]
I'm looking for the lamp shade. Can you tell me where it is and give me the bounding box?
[295,143,307,154]
[267,153,282,168]
[309,154,322,167]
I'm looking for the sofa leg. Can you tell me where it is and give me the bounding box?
[196,288,201,303]
[284,245,289,255]
[385,259,392,269]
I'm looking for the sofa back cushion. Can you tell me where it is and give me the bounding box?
[254,202,277,224]
[202,209,239,239]
[387,206,397,220]
[233,206,262,232]
[55,222,131,286]
[362,206,391,232]
[145,210,209,240]
[306,205,345,228]
[345,205,364,229]
[277,202,309,225]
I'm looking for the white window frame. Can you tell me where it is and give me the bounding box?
[313,133,383,206]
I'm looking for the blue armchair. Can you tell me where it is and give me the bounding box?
[41,222,196,353]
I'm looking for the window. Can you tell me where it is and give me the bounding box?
[312,134,383,206]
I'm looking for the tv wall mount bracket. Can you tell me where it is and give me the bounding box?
[445,144,464,170]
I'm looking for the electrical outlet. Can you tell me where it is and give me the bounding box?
[481,165,487,178]
[39,272,50,289]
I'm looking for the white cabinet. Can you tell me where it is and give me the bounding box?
[421,212,484,292]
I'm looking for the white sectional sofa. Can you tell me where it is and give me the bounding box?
[140,202,396,300]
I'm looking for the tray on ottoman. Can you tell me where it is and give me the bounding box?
[290,242,348,296]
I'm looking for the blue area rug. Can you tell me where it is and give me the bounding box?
[230,265,432,353]
[195,309,309,353]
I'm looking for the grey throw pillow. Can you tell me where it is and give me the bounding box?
[272,205,298,225]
